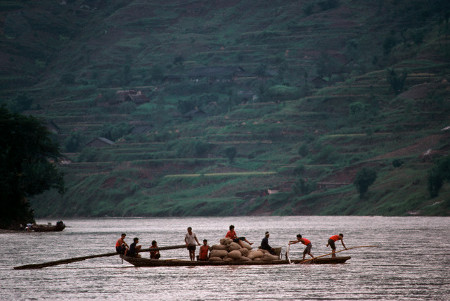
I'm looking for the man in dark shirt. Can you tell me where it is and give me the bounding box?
[127,237,142,257]
[260,231,276,255]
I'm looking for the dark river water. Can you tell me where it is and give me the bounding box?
[1,216,449,300]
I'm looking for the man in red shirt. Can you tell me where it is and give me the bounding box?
[289,234,314,260]
[327,233,347,257]
[198,239,210,261]
[115,233,129,255]
[225,225,253,248]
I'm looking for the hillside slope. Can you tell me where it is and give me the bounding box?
[1,0,449,216]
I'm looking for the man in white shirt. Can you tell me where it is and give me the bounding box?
[185,226,200,261]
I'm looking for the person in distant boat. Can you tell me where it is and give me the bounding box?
[26,223,33,232]
[225,225,253,248]
[327,233,347,257]
[260,231,276,255]
[115,233,129,255]
[185,227,200,261]
[198,239,210,261]
[150,240,161,259]
[127,237,142,257]
[289,234,314,260]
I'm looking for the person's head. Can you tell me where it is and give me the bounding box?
[133,237,139,243]
[339,233,344,238]
[296,234,302,240]
[151,240,157,246]
[265,231,270,237]
[203,239,208,245]
[187,227,192,233]
[121,233,126,238]
[229,225,235,230]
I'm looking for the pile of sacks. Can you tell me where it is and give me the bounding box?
[208,238,279,262]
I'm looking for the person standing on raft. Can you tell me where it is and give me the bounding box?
[185,227,201,261]
[289,234,314,260]
[327,233,347,257]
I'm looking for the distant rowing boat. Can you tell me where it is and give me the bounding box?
[121,255,351,267]
[30,221,65,232]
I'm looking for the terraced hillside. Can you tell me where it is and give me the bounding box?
[1,0,449,216]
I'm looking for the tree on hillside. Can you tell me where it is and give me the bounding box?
[100,123,132,141]
[349,101,367,122]
[298,144,309,157]
[0,107,65,229]
[427,156,450,197]
[292,178,316,195]
[386,68,407,94]
[354,167,377,198]
[224,146,237,163]
[64,131,82,152]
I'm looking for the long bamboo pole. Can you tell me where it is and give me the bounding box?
[139,244,187,253]
[298,245,379,264]
[13,244,187,270]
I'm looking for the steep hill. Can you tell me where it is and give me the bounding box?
[1,0,449,217]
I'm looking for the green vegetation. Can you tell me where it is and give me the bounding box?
[224,147,237,164]
[354,167,378,198]
[0,0,449,218]
[0,107,65,228]
[427,156,450,197]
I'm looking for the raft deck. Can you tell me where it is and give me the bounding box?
[121,256,351,267]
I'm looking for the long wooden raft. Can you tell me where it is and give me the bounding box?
[121,255,351,267]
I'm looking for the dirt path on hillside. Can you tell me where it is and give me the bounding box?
[370,134,446,161]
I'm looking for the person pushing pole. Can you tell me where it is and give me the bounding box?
[326,233,347,258]
[289,234,314,260]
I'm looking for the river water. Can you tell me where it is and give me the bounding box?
[0,216,449,300]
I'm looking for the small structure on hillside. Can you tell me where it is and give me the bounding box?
[115,90,150,105]
[85,137,115,148]
[124,91,150,105]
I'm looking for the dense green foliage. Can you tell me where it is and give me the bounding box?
[0,0,449,217]
[354,167,378,198]
[0,107,65,228]
[428,156,450,197]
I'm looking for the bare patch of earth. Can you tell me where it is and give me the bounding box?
[371,134,447,161]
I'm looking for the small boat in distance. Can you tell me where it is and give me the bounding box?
[30,221,65,232]
[121,255,351,267]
